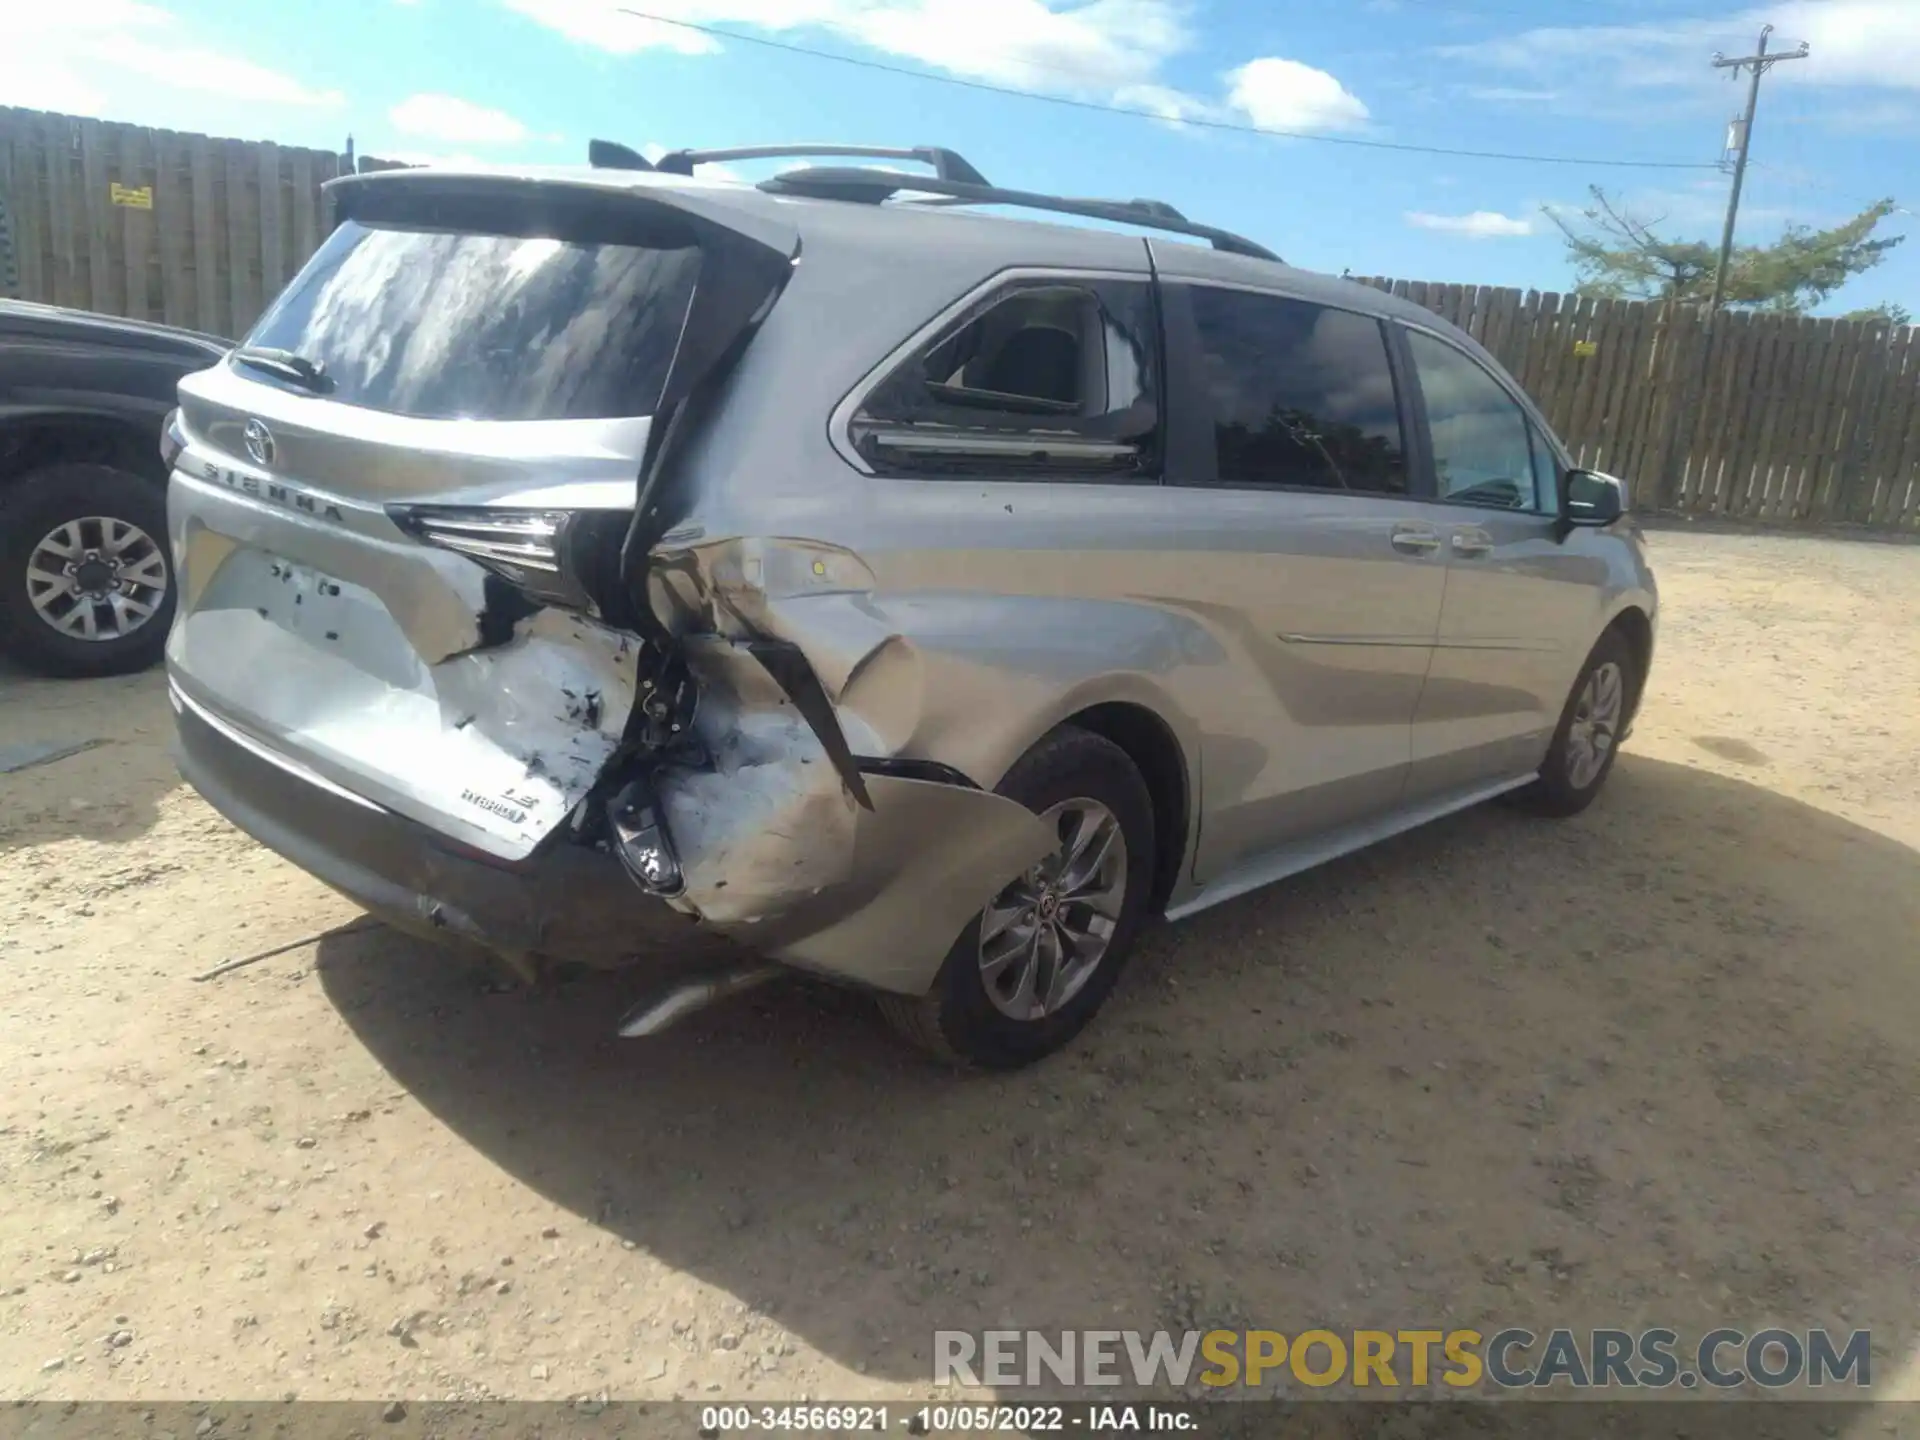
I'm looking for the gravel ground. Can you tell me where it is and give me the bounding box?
[2,526,1917,1406]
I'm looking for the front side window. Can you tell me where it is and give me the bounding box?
[849,279,1160,478]
[1186,287,1407,493]
[1406,329,1543,511]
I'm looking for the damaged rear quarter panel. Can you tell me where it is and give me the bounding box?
[646,634,1057,995]
[628,525,1212,994]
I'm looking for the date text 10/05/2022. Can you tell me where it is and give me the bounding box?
[697,1404,1197,1433]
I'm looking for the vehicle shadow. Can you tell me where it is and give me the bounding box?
[0,663,177,854]
[316,754,1920,1392]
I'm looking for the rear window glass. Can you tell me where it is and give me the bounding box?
[242,220,701,421]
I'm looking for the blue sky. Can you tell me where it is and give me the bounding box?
[8,0,1915,313]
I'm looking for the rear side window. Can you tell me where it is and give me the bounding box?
[850,279,1160,478]
[242,220,702,421]
[1186,287,1407,493]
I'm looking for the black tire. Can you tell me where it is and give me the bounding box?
[879,726,1156,1069]
[0,463,174,679]
[1515,627,1638,818]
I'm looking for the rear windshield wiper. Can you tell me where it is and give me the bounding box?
[232,346,334,395]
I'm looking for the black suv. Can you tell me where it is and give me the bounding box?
[0,299,228,677]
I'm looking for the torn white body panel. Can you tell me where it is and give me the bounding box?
[167,548,638,863]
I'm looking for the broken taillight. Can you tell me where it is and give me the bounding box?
[160,408,187,471]
[390,505,627,614]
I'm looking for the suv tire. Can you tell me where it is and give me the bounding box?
[879,725,1155,1068]
[0,463,175,679]
[1517,627,1637,818]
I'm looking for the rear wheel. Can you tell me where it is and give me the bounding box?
[0,464,174,679]
[879,726,1155,1069]
[1517,628,1637,817]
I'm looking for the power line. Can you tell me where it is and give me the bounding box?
[615,7,1723,171]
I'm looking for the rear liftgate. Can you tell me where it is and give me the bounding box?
[400,184,1054,1030]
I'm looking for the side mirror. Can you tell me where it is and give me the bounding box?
[1562,469,1626,526]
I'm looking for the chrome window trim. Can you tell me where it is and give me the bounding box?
[1164,272,1405,321]
[865,430,1138,461]
[826,265,1158,477]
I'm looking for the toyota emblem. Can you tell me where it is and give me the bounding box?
[243,418,275,467]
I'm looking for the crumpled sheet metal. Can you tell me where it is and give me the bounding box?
[647,633,1054,995]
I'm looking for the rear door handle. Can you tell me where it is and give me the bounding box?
[1389,523,1442,556]
[1450,526,1494,559]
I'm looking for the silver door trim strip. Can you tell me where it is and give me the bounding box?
[1430,637,1562,652]
[1278,633,1434,647]
[1165,772,1535,921]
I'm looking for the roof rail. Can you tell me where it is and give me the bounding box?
[756,166,1280,262]
[650,144,990,186]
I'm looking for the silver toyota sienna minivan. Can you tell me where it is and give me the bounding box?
[164,144,1657,1067]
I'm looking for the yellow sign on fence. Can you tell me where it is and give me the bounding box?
[109,183,153,210]
[1572,339,1598,357]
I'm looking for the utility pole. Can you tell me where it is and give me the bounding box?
[1652,25,1809,510]
[1708,24,1809,312]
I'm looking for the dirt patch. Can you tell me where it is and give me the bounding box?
[2,529,1918,1404]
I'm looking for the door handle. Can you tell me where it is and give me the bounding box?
[1389,524,1442,556]
[1450,527,1494,559]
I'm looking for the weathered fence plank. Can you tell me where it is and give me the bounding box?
[117,122,154,320]
[78,120,115,314]
[155,130,189,329]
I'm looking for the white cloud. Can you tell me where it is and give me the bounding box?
[390,93,530,145]
[0,1,346,123]
[507,0,1188,88]
[94,38,345,107]
[1110,82,1214,125]
[1226,56,1370,132]
[1449,1,1920,95]
[1406,210,1535,238]
[9,0,172,33]
[833,0,1186,91]
[503,0,1369,136]
[1769,0,1920,90]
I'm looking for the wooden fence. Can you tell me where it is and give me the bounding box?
[0,107,404,342]
[1,107,1915,530]
[1353,277,1920,532]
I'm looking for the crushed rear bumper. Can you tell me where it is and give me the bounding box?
[170,683,722,971]
[170,675,1055,995]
